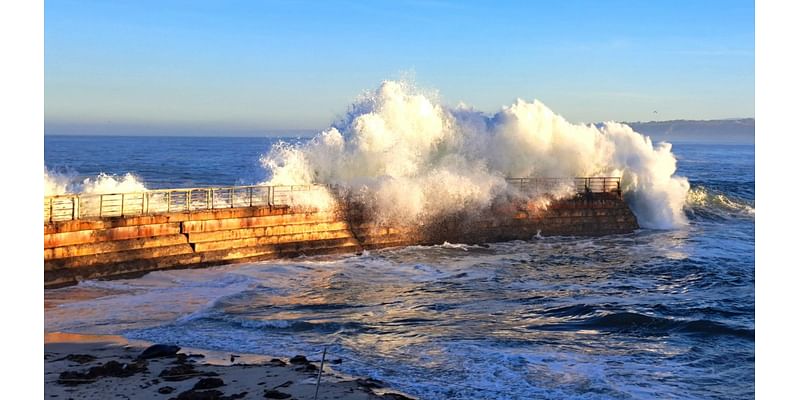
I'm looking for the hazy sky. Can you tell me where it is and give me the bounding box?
[45,0,754,136]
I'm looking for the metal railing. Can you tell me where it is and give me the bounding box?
[44,177,622,223]
[44,184,330,223]
[506,177,622,196]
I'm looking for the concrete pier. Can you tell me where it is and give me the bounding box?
[44,180,639,287]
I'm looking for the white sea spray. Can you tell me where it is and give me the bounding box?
[261,80,690,229]
[45,167,147,196]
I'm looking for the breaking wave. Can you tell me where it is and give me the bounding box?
[685,186,755,220]
[261,80,690,229]
[45,166,148,196]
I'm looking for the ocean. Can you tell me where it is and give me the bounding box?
[44,135,755,399]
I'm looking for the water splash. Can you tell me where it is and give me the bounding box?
[45,166,147,196]
[261,80,690,229]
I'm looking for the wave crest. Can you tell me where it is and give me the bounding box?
[685,186,754,220]
[533,311,753,339]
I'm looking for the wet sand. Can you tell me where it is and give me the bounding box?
[44,333,413,400]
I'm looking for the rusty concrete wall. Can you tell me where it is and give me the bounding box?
[44,194,638,288]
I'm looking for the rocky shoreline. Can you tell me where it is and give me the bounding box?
[45,333,414,400]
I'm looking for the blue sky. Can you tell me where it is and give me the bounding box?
[45,0,754,136]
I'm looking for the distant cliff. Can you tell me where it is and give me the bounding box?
[626,118,754,144]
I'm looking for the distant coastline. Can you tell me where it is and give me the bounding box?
[625,118,755,145]
[44,118,755,145]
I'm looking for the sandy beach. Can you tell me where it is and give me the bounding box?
[44,333,413,400]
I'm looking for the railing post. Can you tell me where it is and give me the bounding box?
[49,198,54,223]
[167,192,171,213]
[187,190,191,212]
[142,192,147,215]
[99,195,104,218]
[270,186,275,207]
[121,194,125,216]
[230,187,234,208]
[249,187,253,207]
[211,189,215,209]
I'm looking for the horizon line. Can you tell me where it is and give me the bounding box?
[43,116,756,138]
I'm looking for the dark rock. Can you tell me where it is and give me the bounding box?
[57,360,148,385]
[56,370,102,385]
[159,364,217,381]
[355,378,385,389]
[381,393,415,400]
[158,386,175,394]
[160,364,197,381]
[101,360,148,377]
[174,354,189,364]
[272,380,292,389]
[193,377,225,390]
[294,363,317,373]
[138,344,181,360]
[171,389,246,400]
[63,354,97,364]
[174,389,224,400]
[288,355,308,365]
[187,354,206,359]
[263,389,292,399]
[329,358,343,365]
[266,359,286,367]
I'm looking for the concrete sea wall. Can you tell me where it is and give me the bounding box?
[44,192,638,288]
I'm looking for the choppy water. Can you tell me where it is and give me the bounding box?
[45,137,755,399]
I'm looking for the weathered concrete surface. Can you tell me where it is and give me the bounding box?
[196,237,362,263]
[44,234,189,260]
[45,243,194,271]
[186,221,350,243]
[44,193,639,288]
[181,212,340,233]
[44,223,182,248]
[43,206,298,234]
[192,230,355,252]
